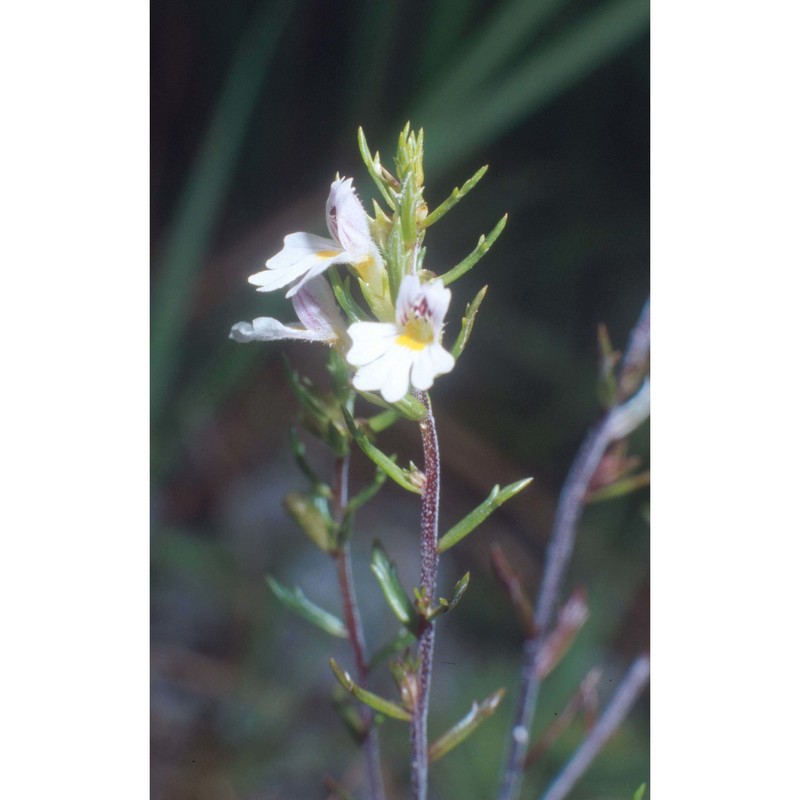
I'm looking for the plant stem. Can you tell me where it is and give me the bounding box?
[331,454,386,800]
[497,299,650,800]
[410,392,441,800]
[539,655,650,800]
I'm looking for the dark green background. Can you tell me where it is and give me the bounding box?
[151,1,650,797]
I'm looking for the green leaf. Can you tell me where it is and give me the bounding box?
[438,478,533,553]
[357,127,397,210]
[633,783,647,800]
[267,576,348,638]
[284,491,334,552]
[440,214,508,286]
[329,658,412,721]
[343,409,423,494]
[289,428,332,498]
[423,164,488,228]
[371,542,417,629]
[451,285,488,361]
[328,269,370,323]
[429,688,506,762]
[427,572,470,620]
[357,390,427,422]
[586,470,650,504]
[365,409,399,434]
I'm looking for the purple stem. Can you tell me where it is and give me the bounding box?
[410,392,441,800]
[332,454,386,800]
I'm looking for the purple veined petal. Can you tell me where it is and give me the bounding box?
[421,279,452,332]
[229,317,333,343]
[346,322,398,366]
[326,177,374,253]
[395,274,422,326]
[291,277,346,340]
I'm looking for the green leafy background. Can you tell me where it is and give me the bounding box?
[151,1,649,797]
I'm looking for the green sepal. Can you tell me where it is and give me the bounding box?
[428,688,506,763]
[385,210,407,300]
[423,164,488,228]
[327,349,351,404]
[451,285,488,361]
[365,409,399,434]
[328,269,370,323]
[440,214,508,286]
[426,572,470,620]
[329,658,412,721]
[343,409,423,494]
[284,491,334,551]
[357,390,427,422]
[438,478,533,553]
[370,541,418,630]
[357,127,397,209]
[368,629,417,671]
[267,576,348,638]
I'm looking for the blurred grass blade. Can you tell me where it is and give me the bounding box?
[267,576,348,638]
[151,0,294,419]
[428,688,506,762]
[633,783,647,800]
[329,658,412,721]
[423,164,488,228]
[586,469,650,504]
[438,477,532,553]
[424,0,650,173]
[370,541,417,629]
[451,285,488,361]
[417,0,477,78]
[440,215,507,286]
[414,0,569,124]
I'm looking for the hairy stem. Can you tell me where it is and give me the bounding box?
[410,392,441,800]
[332,454,386,800]
[540,655,650,800]
[498,299,650,800]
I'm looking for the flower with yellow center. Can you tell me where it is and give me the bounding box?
[346,275,455,403]
[247,177,384,298]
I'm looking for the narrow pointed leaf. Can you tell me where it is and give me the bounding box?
[328,269,370,323]
[438,477,533,553]
[633,784,647,800]
[284,491,334,551]
[586,470,650,504]
[343,409,423,494]
[329,658,412,721]
[267,576,348,638]
[371,542,417,629]
[429,688,506,762]
[423,164,488,228]
[440,214,507,286]
[451,285,488,360]
[427,572,470,619]
[357,390,427,422]
[357,127,397,209]
[366,409,399,434]
[289,428,332,498]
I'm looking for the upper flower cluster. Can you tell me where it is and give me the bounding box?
[230,175,456,403]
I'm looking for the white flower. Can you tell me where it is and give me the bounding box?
[230,276,345,344]
[248,177,382,298]
[346,275,456,403]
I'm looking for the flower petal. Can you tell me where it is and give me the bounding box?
[379,346,415,403]
[326,177,374,253]
[352,350,398,393]
[292,277,346,340]
[411,343,455,391]
[229,317,332,343]
[395,274,422,326]
[346,322,398,366]
[422,280,452,332]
